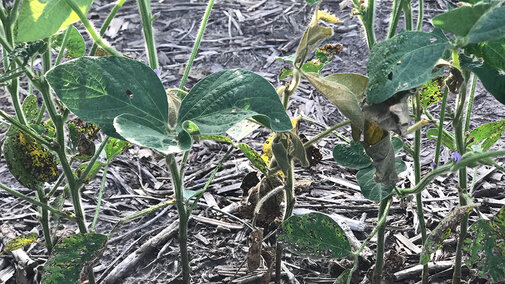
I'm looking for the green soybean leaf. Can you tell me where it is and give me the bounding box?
[177,69,292,148]
[464,206,505,282]
[421,205,475,265]
[279,213,351,259]
[42,233,107,284]
[75,161,104,184]
[114,114,179,154]
[305,0,319,5]
[432,3,492,39]
[466,38,505,71]
[467,6,505,44]
[461,55,505,105]
[367,31,450,104]
[1,233,38,254]
[51,25,86,58]
[426,128,457,150]
[333,142,371,169]
[305,72,366,129]
[392,136,404,153]
[356,158,406,202]
[47,56,168,140]
[104,138,130,160]
[17,0,93,43]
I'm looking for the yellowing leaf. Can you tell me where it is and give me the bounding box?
[1,233,38,255]
[317,10,342,23]
[364,120,386,145]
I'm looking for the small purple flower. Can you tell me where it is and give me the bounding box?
[153,68,161,76]
[33,64,41,72]
[451,152,462,162]
[430,162,437,169]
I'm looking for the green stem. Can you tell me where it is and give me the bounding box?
[166,154,190,284]
[372,198,391,284]
[109,199,175,237]
[464,75,477,133]
[0,69,24,84]
[188,147,233,212]
[0,183,76,221]
[452,68,470,284]
[39,81,88,233]
[136,0,158,69]
[0,110,53,147]
[413,92,428,284]
[416,0,424,30]
[46,173,65,199]
[402,0,413,31]
[42,38,52,73]
[62,0,122,57]
[434,87,449,166]
[166,88,188,96]
[284,160,296,220]
[349,198,392,284]
[362,0,376,48]
[90,0,126,56]
[302,119,351,147]
[55,26,72,66]
[387,0,402,38]
[36,185,53,253]
[178,0,214,98]
[76,136,110,187]
[91,162,109,232]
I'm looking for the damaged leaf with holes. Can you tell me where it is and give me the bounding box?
[464,206,505,282]
[279,213,351,259]
[366,30,450,104]
[421,205,475,265]
[42,233,107,284]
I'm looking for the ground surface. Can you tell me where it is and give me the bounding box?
[1,0,505,283]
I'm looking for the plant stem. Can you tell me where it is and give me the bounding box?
[109,199,175,237]
[136,0,158,69]
[452,67,470,284]
[349,198,392,284]
[166,154,190,284]
[362,0,376,48]
[416,0,424,30]
[55,26,72,66]
[62,0,122,57]
[303,120,351,147]
[413,92,428,284]
[2,15,27,126]
[283,160,296,219]
[372,198,391,284]
[76,137,110,187]
[0,110,53,147]
[387,0,402,38]
[38,81,89,233]
[402,0,413,30]
[464,75,477,133]
[91,162,109,232]
[90,0,126,56]
[178,0,214,98]
[36,185,53,253]
[434,87,449,166]
[0,183,76,221]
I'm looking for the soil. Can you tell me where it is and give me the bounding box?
[1,0,505,284]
